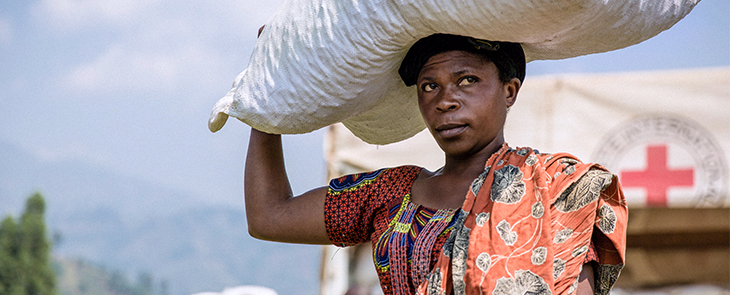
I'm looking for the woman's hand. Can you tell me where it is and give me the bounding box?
[243,129,330,244]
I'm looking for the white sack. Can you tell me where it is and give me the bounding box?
[209,0,699,144]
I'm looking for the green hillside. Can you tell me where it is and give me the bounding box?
[1,141,322,295]
[49,206,321,295]
[55,258,167,295]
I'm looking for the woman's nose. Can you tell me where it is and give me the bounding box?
[435,88,460,112]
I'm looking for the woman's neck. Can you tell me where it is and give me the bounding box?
[411,135,506,210]
[440,134,505,179]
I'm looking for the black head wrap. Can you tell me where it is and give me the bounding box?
[398,34,525,86]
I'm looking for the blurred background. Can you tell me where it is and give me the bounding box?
[0,0,728,294]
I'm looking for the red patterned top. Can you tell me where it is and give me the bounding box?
[325,166,459,295]
[325,163,604,295]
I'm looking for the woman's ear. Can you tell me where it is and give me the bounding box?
[504,77,521,108]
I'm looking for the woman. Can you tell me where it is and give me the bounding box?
[244,34,627,295]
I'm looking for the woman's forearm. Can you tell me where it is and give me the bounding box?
[244,129,292,239]
[243,129,329,244]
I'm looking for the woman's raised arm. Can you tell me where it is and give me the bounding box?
[243,129,330,244]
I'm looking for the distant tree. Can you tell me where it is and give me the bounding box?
[136,272,153,295]
[0,216,25,295]
[0,192,57,295]
[20,192,57,295]
[109,270,135,295]
[158,279,169,295]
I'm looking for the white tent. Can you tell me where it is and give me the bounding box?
[320,67,730,294]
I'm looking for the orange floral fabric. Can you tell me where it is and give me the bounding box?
[418,144,628,295]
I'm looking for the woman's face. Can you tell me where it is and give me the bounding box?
[416,50,519,158]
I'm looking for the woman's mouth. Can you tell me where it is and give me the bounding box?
[435,124,467,138]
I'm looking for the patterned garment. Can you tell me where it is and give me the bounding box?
[418,144,627,295]
[326,166,460,295]
[325,157,608,295]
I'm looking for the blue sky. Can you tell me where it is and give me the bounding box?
[0,0,728,217]
[0,1,727,293]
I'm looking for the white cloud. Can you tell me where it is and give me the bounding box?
[62,44,222,96]
[32,0,285,33]
[46,0,288,100]
[0,17,13,44]
[32,0,160,31]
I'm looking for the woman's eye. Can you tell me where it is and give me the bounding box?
[459,77,477,86]
[422,83,437,92]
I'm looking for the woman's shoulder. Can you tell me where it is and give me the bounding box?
[503,146,615,187]
[507,146,619,205]
[506,145,599,171]
[328,165,423,192]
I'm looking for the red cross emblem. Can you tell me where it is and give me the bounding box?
[620,145,695,207]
